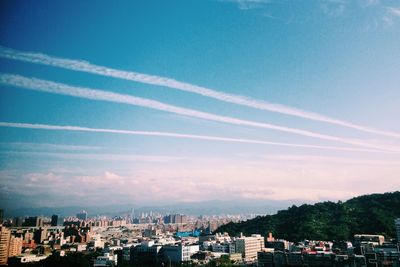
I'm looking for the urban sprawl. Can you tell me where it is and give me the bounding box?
[0,210,399,266]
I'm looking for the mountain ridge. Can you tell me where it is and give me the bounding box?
[215,191,400,241]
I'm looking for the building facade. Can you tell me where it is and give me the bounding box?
[8,236,22,257]
[236,234,265,262]
[0,226,11,265]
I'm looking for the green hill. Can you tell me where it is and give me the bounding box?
[215,191,400,241]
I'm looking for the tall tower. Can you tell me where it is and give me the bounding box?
[0,226,11,265]
[131,208,135,221]
[395,218,400,244]
[51,215,58,226]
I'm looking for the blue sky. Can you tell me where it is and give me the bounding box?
[0,0,400,208]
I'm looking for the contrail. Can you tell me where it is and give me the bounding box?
[0,73,398,152]
[0,45,398,138]
[0,122,388,153]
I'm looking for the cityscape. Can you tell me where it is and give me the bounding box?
[0,194,400,266]
[1,0,400,266]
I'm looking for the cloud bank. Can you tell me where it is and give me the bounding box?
[2,156,399,207]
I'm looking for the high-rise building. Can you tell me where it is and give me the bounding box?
[51,215,58,226]
[0,226,11,265]
[180,215,188,224]
[395,218,400,244]
[8,236,22,257]
[236,234,265,262]
[76,210,88,221]
[23,216,43,227]
[12,217,23,227]
[131,208,135,221]
[34,228,47,244]
[163,214,187,224]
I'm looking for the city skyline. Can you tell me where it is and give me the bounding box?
[1,0,400,208]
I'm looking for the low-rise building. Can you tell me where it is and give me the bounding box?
[94,252,117,267]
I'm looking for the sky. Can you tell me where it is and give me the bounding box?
[0,0,399,209]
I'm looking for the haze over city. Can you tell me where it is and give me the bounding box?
[1,0,400,211]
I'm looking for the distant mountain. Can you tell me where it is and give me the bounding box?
[215,191,400,241]
[2,199,296,218]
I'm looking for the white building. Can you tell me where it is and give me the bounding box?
[162,244,199,263]
[354,234,385,246]
[235,234,265,262]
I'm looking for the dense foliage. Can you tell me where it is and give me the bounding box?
[215,191,400,241]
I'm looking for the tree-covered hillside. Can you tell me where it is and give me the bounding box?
[215,191,400,241]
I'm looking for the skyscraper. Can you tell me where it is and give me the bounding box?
[12,217,23,227]
[163,214,187,224]
[131,208,135,221]
[23,216,43,227]
[395,218,400,244]
[34,228,48,244]
[51,215,58,227]
[0,226,11,265]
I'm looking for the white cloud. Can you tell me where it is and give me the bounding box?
[0,142,101,151]
[0,121,388,153]
[381,6,400,27]
[0,46,398,139]
[387,6,400,17]
[2,151,183,163]
[382,15,394,26]
[219,0,270,10]
[320,0,347,17]
[2,156,399,206]
[361,0,380,7]
[1,74,398,152]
